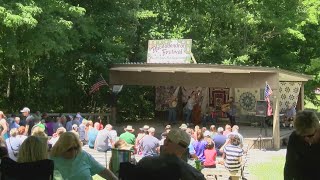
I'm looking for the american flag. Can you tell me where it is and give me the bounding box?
[264,83,273,98]
[89,76,109,94]
[264,83,273,116]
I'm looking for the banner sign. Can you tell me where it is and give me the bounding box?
[147,39,192,63]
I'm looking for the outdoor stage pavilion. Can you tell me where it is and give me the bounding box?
[109,63,312,149]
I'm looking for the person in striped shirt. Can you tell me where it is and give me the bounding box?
[222,134,243,174]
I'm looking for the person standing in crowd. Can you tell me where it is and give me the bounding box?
[76,112,83,124]
[20,107,34,136]
[45,117,54,136]
[214,127,227,156]
[31,116,46,133]
[0,111,9,140]
[6,128,23,161]
[284,110,320,180]
[53,117,63,133]
[119,125,136,145]
[140,127,160,157]
[226,97,237,127]
[78,119,87,145]
[88,122,100,149]
[95,124,114,152]
[135,125,149,155]
[135,129,205,180]
[60,115,67,129]
[51,132,118,180]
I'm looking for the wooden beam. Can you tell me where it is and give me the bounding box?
[301,82,305,110]
[273,87,281,149]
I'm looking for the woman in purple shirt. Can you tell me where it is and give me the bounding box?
[192,129,207,162]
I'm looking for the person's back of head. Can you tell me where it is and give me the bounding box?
[232,125,239,132]
[205,138,215,150]
[210,125,216,132]
[105,124,112,131]
[50,132,82,158]
[94,122,100,130]
[10,128,18,137]
[18,136,48,163]
[18,126,26,135]
[56,127,66,136]
[294,110,319,136]
[195,129,203,141]
[225,124,231,131]
[217,127,224,134]
[229,134,241,146]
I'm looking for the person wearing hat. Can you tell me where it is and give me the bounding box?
[135,125,149,155]
[20,107,35,136]
[140,127,160,157]
[179,123,188,131]
[136,129,205,180]
[119,125,136,145]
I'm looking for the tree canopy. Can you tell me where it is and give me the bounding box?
[0,0,319,120]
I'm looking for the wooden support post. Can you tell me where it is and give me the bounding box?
[300,82,305,110]
[273,88,281,149]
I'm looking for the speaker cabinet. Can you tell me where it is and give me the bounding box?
[256,100,267,117]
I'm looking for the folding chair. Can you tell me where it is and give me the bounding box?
[0,157,54,180]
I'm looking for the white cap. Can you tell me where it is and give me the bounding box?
[204,130,211,137]
[20,107,30,113]
[148,127,155,133]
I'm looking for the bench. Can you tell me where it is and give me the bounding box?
[201,165,243,180]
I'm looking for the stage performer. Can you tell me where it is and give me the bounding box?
[167,95,178,125]
[226,97,237,127]
[185,93,195,126]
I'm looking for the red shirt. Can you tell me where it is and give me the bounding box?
[98,123,104,130]
[203,148,217,167]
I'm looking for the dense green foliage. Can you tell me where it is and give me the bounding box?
[0,0,319,120]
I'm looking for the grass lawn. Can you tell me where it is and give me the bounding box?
[248,155,285,180]
[304,95,320,112]
[93,175,104,180]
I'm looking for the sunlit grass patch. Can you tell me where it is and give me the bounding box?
[248,155,285,180]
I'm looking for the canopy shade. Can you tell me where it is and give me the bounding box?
[109,63,312,88]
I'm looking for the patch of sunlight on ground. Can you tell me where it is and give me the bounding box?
[248,155,285,180]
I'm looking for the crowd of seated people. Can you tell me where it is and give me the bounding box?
[0,106,245,180]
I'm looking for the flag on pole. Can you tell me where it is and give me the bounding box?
[89,76,109,94]
[264,82,273,116]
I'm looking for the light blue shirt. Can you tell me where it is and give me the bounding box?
[51,150,105,180]
[88,129,99,148]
